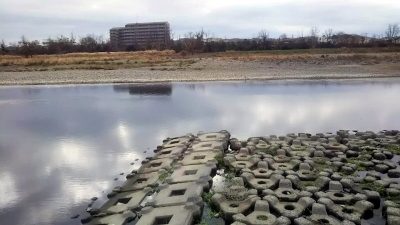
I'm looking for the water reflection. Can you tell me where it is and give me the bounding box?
[113,83,172,96]
[0,79,400,225]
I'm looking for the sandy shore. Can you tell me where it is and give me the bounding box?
[1,58,400,85]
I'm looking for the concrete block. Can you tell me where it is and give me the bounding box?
[232,200,291,225]
[147,181,205,207]
[196,130,230,142]
[136,203,201,225]
[294,203,356,225]
[264,196,315,219]
[167,163,216,189]
[318,197,373,224]
[162,135,193,149]
[189,140,228,152]
[263,179,312,202]
[154,146,186,159]
[180,150,220,165]
[115,172,160,192]
[138,157,175,174]
[83,211,136,225]
[241,173,283,191]
[94,187,152,215]
[224,154,261,171]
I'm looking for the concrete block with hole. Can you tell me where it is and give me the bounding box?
[263,179,312,202]
[189,140,228,152]
[212,177,260,222]
[241,172,283,191]
[196,130,230,142]
[136,203,201,225]
[264,195,315,220]
[232,200,291,225]
[138,157,175,174]
[154,146,186,159]
[93,187,152,215]
[162,135,194,149]
[315,181,367,204]
[224,154,261,171]
[114,171,161,192]
[241,161,282,178]
[294,203,356,225]
[180,150,220,165]
[166,163,216,190]
[83,211,136,225]
[146,181,205,207]
[318,197,373,224]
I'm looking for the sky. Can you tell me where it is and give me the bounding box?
[0,0,399,43]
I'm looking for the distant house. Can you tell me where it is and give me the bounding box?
[110,22,171,51]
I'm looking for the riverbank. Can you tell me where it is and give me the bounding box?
[1,49,399,85]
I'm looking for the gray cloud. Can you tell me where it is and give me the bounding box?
[0,0,399,43]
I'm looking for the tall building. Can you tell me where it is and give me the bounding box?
[110,22,171,51]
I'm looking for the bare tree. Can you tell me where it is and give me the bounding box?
[257,30,270,50]
[181,29,206,54]
[310,26,319,48]
[385,23,400,43]
[323,28,334,43]
[0,40,8,54]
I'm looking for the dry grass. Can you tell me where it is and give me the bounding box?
[0,50,195,71]
[1,48,399,72]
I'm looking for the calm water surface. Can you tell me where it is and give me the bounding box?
[0,79,400,225]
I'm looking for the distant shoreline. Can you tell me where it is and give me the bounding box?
[1,50,399,86]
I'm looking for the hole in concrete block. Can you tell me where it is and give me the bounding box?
[229,203,239,208]
[282,190,292,195]
[170,189,186,196]
[170,140,179,144]
[153,215,173,225]
[151,162,162,167]
[238,163,246,166]
[334,193,344,198]
[193,155,206,160]
[284,204,295,210]
[137,178,148,183]
[259,170,267,174]
[201,143,212,147]
[206,135,217,138]
[318,218,330,224]
[115,197,131,205]
[184,170,197,175]
[256,215,269,221]
[342,207,353,213]
[161,150,171,155]
[257,181,267,185]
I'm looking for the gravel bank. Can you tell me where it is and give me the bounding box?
[1,58,399,85]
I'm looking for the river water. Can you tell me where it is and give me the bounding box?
[0,79,399,225]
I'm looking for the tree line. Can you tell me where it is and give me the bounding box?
[1,24,399,57]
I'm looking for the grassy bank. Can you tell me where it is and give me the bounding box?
[0,47,399,72]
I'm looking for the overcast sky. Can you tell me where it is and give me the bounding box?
[0,0,399,43]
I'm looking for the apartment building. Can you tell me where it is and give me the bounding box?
[110,22,170,50]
